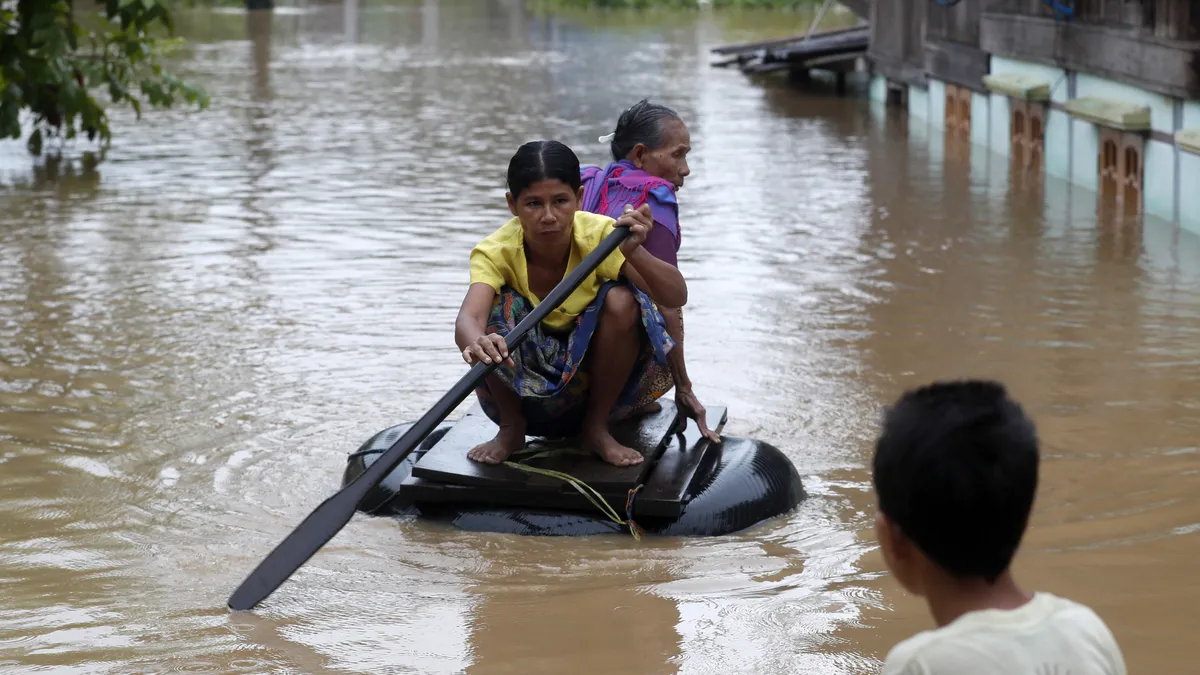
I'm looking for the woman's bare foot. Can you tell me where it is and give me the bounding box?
[583,425,643,467]
[467,425,526,464]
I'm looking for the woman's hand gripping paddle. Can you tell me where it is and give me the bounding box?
[226,225,632,612]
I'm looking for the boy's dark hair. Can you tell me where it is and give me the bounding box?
[609,99,681,161]
[872,379,1039,584]
[507,140,581,198]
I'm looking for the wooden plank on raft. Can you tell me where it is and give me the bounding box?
[635,406,728,515]
[402,402,728,519]
[409,404,546,489]
[412,400,682,491]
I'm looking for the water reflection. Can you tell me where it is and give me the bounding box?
[1,1,1198,673]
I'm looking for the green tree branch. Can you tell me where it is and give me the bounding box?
[0,0,209,158]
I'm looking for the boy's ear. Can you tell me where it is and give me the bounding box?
[875,510,910,567]
[875,509,927,596]
[875,511,895,561]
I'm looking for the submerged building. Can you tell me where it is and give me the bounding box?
[865,0,1200,232]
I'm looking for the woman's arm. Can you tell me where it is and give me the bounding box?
[455,283,512,366]
[615,205,687,308]
[620,247,687,308]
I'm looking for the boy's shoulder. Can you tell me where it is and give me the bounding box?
[882,593,1125,675]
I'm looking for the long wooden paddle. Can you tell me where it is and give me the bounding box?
[227,224,633,611]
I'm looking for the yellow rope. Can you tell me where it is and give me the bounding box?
[502,459,644,540]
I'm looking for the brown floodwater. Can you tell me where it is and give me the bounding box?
[2,1,1196,673]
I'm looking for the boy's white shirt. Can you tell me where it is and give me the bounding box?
[882,592,1126,675]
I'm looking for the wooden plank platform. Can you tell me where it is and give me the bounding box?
[709,24,869,77]
[709,24,866,56]
[413,400,682,491]
[401,400,728,518]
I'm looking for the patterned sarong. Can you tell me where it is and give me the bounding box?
[474,281,674,438]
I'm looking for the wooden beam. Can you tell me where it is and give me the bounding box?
[805,52,865,70]
[980,12,1200,99]
[924,39,991,92]
[710,24,866,55]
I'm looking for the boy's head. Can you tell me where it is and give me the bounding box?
[872,379,1039,594]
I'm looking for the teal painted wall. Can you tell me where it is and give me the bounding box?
[1071,119,1099,191]
[989,93,1010,158]
[1045,110,1071,181]
[909,84,929,120]
[877,55,1200,236]
[1185,101,1200,128]
[869,74,888,104]
[971,91,990,147]
[1075,73,1175,135]
[1181,152,1200,235]
[1143,139,1176,222]
[928,79,945,128]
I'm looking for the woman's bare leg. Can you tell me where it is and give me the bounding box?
[467,375,527,464]
[581,286,645,467]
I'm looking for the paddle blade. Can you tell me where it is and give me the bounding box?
[227,484,365,611]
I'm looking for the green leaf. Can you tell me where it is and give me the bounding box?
[4,0,209,162]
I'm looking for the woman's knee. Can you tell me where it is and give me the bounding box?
[600,286,639,330]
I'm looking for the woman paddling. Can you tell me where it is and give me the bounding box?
[581,100,718,443]
[455,140,687,467]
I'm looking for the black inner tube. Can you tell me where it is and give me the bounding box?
[343,422,805,537]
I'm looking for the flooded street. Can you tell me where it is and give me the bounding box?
[2,1,1198,672]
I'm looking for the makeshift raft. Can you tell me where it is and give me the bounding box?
[342,399,805,537]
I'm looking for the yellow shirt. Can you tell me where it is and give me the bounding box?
[469,211,626,332]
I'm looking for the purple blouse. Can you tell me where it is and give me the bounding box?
[580,160,681,267]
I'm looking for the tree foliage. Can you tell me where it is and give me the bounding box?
[0,0,209,157]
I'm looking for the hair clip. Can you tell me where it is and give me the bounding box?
[598,132,615,144]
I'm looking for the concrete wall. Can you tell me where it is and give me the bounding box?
[926,79,944,127]
[989,93,1011,158]
[1185,101,1200,128]
[1071,118,1099,192]
[970,91,990,147]
[1144,139,1176,222]
[982,58,1200,234]
[1075,73,1175,135]
[1072,72,1180,222]
[1183,101,1200,235]
[869,74,888,104]
[1045,109,1071,181]
[909,84,930,120]
[875,56,1200,236]
[990,57,1069,103]
[1182,152,1200,236]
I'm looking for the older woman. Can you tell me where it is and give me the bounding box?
[581,99,718,442]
